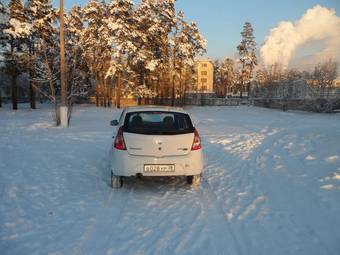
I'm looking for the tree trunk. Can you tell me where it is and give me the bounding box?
[157,73,161,99]
[179,69,183,104]
[11,73,18,110]
[99,77,103,107]
[223,79,226,97]
[95,79,99,107]
[99,76,104,107]
[30,82,36,109]
[183,73,188,105]
[107,78,111,107]
[103,77,107,107]
[0,89,2,107]
[99,76,103,107]
[53,100,60,126]
[240,79,243,98]
[247,82,250,98]
[116,72,121,109]
[171,71,176,107]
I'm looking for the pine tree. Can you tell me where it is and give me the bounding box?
[82,0,109,107]
[106,0,136,108]
[5,0,31,39]
[219,58,235,96]
[26,0,59,122]
[134,0,176,99]
[169,10,206,105]
[4,0,31,110]
[26,0,55,44]
[65,6,90,109]
[213,60,221,95]
[237,22,257,97]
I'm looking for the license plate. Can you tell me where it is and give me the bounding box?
[144,164,175,173]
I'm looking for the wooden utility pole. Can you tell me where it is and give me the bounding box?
[60,0,68,127]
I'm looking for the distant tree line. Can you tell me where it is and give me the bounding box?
[252,60,338,99]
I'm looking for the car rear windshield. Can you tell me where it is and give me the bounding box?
[123,111,195,135]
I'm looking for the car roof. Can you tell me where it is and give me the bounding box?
[125,105,188,114]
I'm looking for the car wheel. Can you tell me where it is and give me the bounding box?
[187,174,201,186]
[111,171,123,189]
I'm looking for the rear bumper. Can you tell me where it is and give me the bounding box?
[111,150,203,177]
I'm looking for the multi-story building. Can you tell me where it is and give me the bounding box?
[196,60,214,93]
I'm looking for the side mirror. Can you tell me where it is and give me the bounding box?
[110,120,119,126]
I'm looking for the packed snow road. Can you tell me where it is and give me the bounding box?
[1,105,340,255]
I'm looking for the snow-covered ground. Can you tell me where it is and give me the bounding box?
[1,104,340,255]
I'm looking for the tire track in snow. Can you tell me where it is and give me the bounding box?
[199,178,243,255]
[116,180,205,255]
[241,124,336,254]
[71,188,127,255]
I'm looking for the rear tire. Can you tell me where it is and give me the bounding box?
[187,174,201,186]
[111,171,123,189]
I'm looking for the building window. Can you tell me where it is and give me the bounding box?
[202,86,207,90]
[201,63,207,68]
[201,78,207,83]
[201,71,207,75]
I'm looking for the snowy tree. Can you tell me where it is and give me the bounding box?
[169,10,206,105]
[26,0,60,123]
[65,6,91,109]
[106,0,137,108]
[237,22,257,97]
[213,60,221,95]
[4,0,31,110]
[219,58,235,97]
[81,0,205,107]
[312,59,337,98]
[5,0,31,39]
[81,0,110,107]
[131,0,176,100]
[26,0,56,45]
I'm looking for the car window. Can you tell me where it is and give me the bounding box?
[123,111,194,135]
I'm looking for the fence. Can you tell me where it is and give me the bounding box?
[253,98,340,112]
[87,96,251,107]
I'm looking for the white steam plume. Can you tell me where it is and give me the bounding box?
[260,5,340,68]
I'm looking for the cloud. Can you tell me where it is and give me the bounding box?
[260,5,340,68]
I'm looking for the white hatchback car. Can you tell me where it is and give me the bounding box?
[110,106,203,188]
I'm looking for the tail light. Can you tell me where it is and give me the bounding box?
[191,128,202,151]
[114,127,127,150]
